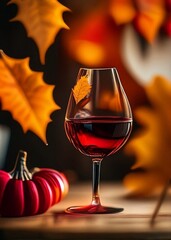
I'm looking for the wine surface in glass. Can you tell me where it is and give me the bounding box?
[65,117,132,158]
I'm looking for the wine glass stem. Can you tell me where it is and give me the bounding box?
[92,158,102,206]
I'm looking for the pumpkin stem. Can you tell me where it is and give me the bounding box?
[10,150,32,180]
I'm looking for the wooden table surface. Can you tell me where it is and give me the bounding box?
[0,182,171,240]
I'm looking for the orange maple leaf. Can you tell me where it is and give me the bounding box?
[0,51,60,143]
[9,0,70,64]
[72,75,91,104]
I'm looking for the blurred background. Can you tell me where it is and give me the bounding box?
[0,0,171,191]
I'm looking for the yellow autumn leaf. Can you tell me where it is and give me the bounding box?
[9,0,70,64]
[0,51,60,143]
[72,75,91,104]
[124,76,171,196]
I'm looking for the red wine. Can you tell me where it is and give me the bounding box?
[65,117,132,158]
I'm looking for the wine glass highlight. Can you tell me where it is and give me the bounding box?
[64,68,132,214]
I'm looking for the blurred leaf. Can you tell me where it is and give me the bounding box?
[164,17,171,36]
[110,0,136,24]
[110,0,165,43]
[134,2,165,43]
[0,51,60,143]
[73,75,91,104]
[9,0,70,64]
[98,91,123,112]
[124,76,171,196]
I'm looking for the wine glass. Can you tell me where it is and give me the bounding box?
[64,68,132,214]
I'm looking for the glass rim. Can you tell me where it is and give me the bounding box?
[79,67,117,71]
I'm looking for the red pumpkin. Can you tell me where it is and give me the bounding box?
[0,150,69,217]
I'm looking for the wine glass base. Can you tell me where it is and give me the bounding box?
[65,204,123,214]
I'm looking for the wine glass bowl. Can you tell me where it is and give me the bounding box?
[64,68,132,214]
